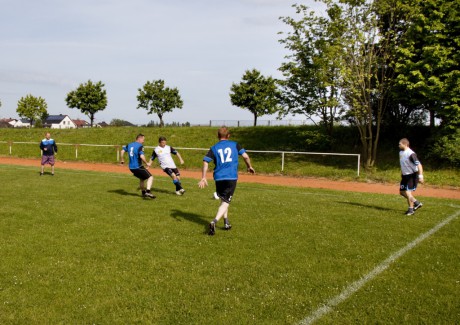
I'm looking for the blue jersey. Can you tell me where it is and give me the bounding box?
[40,138,58,156]
[203,140,246,181]
[123,142,145,170]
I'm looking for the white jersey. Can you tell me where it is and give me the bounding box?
[399,148,420,175]
[151,145,177,169]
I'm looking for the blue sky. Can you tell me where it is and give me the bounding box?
[0,0,322,125]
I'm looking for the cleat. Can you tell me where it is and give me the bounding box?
[405,208,414,216]
[209,222,216,236]
[176,189,185,195]
[224,224,232,230]
[143,192,156,199]
[414,202,423,210]
[40,172,44,176]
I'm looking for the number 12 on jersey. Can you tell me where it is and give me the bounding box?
[217,148,233,163]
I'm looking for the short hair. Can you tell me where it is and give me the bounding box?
[218,127,230,139]
[136,133,144,140]
[159,136,167,142]
[399,138,410,146]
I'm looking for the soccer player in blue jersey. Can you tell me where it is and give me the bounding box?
[198,127,255,235]
[40,132,58,176]
[399,138,424,215]
[120,134,155,199]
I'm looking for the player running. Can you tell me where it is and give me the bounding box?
[120,134,156,199]
[198,127,255,235]
[149,136,186,195]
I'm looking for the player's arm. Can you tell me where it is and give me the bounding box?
[140,154,150,167]
[120,146,126,164]
[53,141,58,153]
[417,163,424,183]
[148,151,157,166]
[198,161,209,188]
[241,152,255,174]
[176,152,184,165]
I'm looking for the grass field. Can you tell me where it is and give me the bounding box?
[0,164,459,324]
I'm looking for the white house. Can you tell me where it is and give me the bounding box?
[44,115,77,129]
[13,119,31,128]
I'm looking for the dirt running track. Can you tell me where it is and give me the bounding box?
[1,157,459,200]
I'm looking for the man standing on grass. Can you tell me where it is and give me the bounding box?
[40,132,58,176]
[198,127,255,235]
[120,134,156,199]
[149,136,186,195]
[399,138,424,215]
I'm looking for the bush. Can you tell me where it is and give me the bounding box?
[428,129,460,167]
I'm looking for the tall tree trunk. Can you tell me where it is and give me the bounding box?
[253,114,257,127]
[158,114,164,128]
[429,109,435,128]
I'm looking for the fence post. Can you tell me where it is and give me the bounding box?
[8,141,13,155]
[75,144,80,159]
[115,145,120,162]
[357,154,360,176]
[281,152,285,172]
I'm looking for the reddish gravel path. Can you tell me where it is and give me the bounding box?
[1,157,459,200]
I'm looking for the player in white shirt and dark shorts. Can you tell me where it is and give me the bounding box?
[399,138,424,215]
[149,136,186,195]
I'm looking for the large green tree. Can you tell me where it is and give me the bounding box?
[16,94,48,127]
[66,80,107,127]
[229,69,280,126]
[279,0,401,168]
[392,0,460,130]
[278,4,344,135]
[338,0,400,169]
[137,80,183,128]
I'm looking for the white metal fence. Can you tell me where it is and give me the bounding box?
[0,141,361,175]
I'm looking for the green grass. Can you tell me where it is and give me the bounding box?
[1,126,459,187]
[0,164,459,324]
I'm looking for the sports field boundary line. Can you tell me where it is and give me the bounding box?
[298,208,460,325]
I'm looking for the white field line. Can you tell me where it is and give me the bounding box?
[298,208,460,325]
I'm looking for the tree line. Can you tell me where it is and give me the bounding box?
[231,0,459,168]
[2,0,458,168]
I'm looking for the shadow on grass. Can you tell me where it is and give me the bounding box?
[170,209,210,233]
[108,189,141,197]
[337,201,398,212]
[108,187,174,197]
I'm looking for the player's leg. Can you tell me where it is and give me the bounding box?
[50,155,55,175]
[146,175,153,192]
[40,155,46,175]
[209,181,235,235]
[223,206,231,230]
[168,168,184,195]
[209,201,229,235]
